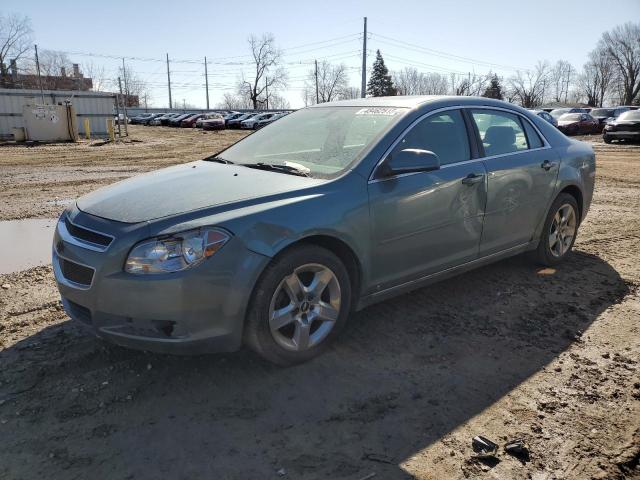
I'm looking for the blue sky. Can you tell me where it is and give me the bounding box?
[11,0,640,108]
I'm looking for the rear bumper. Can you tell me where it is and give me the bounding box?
[53,209,270,355]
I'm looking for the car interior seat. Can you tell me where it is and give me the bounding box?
[483,126,516,156]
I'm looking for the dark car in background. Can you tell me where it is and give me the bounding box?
[53,96,595,365]
[255,112,288,129]
[223,112,244,126]
[180,114,206,128]
[169,114,194,127]
[529,109,558,127]
[557,113,600,135]
[590,107,631,131]
[129,113,156,125]
[227,113,258,129]
[603,110,640,143]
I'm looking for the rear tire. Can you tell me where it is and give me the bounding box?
[244,245,351,366]
[535,193,580,266]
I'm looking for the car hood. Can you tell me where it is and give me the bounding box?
[77,160,324,223]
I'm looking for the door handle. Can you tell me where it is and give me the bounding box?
[462,173,485,185]
[541,160,557,171]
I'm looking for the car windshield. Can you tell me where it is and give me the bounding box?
[218,106,406,178]
[618,111,640,121]
[550,109,569,119]
[590,109,613,117]
[560,113,582,121]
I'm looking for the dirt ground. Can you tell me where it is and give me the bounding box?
[0,126,639,480]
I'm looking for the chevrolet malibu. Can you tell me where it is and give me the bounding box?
[53,96,595,365]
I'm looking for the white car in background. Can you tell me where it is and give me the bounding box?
[240,113,275,130]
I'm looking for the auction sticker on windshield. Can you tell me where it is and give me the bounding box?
[355,107,403,116]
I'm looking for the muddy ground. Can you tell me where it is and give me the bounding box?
[0,127,638,479]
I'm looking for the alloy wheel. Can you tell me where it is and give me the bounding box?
[549,203,577,257]
[268,263,341,352]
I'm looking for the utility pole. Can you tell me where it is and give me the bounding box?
[204,56,210,110]
[265,76,269,110]
[118,76,128,136]
[121,58,129,99]
[315,59,319,104]
[34,44,45,104]
[361,17,367,98]
[166,53,172,109]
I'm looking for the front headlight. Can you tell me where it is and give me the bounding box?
[125,228,230,274]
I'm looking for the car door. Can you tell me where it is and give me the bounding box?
[367,109,488,291]
[468,108,559,256]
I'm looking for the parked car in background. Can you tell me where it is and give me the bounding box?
[227,113,258,129]
[223,112,244,126]
[158,113,182,126]
[550,108,588,121]
[590,107,631,130]
[140,113,166,126]
[529,110,558,127]
[603,110,640,143]
[150,113,174,126]
[169,114,193,127]
[53,96,594,365]
[129,113,156,125]
[181,114,206,128]
[241,113,275,129]
[196,113,227,128]
[255,112,288,129]
[557,113,600,135]
[201,114,226,131]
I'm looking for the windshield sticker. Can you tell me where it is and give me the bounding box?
[355,107,402,116]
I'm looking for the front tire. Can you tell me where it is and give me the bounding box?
[603,134,612,144]
[244,245,352,366]
[535,193,579,266]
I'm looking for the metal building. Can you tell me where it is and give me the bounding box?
[0,88,116,139]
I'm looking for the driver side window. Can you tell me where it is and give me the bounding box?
[391,110,471,165]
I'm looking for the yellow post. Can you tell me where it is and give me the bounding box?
[83,118,91,140]
[106,118,115,142]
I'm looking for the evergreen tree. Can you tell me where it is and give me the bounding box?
[367,50,397,97]
[483,74,503,100]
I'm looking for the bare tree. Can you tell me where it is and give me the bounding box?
[508,61,550,108]
[239,33,287,109]
[117,63,151,106]
[549,60,574,103]
[36,49,72,76]
[305,61,348,104]
[84,61,107,91]
[449,72,489,96]
[393,68,449,95]
[0,13,33,86]
[600,22,640,105]
[578,46,615,106]
[340,86,361,100]
[217,92,252,110]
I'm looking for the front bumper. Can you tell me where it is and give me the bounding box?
[603,130,640,140]
[53,207,269,354]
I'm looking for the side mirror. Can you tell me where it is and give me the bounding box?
[380,149,440,177]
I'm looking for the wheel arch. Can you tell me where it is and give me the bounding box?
[558,184,584,223]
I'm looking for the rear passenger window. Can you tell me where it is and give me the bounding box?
[523,119,544,148]
[471,110,528,156]
[393,110,470,165]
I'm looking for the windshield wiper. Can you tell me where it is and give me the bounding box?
[242,162,310,177]
[204,155,234,165]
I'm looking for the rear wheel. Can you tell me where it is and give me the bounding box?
[535,193,579,266]
[244,245,351,366]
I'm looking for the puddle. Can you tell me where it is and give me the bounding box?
[0,219,57,274]
[45,198,74,207]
